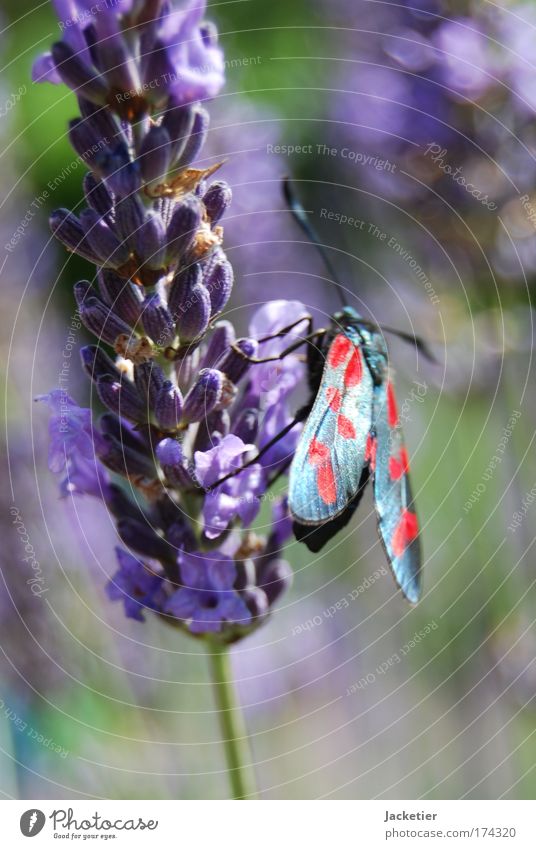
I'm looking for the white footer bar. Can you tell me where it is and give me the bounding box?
[2,799,534,848]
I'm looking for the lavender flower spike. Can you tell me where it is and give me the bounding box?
[36,0,302,647]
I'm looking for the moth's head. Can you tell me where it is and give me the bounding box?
[332,305,361,327]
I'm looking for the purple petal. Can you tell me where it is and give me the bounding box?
[32,52,62,84]
[206,559,237,591]
[194,433,254,487]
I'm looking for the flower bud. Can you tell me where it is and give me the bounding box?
[83,173,114,219]
[78,296,133,345]
[117,518,175,561]
[162,100,195,163]
[156,437,198,489]
[80,208,131,267]
[169,265,211,343]
[95,142,141,198]
[98,432,156,478]
[203,181,232,224]
[142,292,176,345]
[80,345,121,383]
[216,338,258,383]
[106,483,147,522]
[134,361,166,409]
[205,255,234,316]
[96,374,145,422]
[97,269,143,326]
[165,196,202,265]
[134,211,166,269]
[155,380,184,430]
[49,209,102,264]
[200,320,235,369]
[139,125,172,187]
[182,369,223,422]
[114,195,146,251]
[69,118,101,167]
[175,106,209,168]
[93,31,139,97]
[51,41,107,104]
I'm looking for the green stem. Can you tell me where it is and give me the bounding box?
[209,643,258,800]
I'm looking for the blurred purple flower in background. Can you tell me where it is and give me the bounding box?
[35,0,300,642]
[313,0,536,282]
[202,99,330,313]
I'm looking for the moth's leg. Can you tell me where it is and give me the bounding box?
[206,407,309,491]
[256,314,313,344]
[231,328,326,365]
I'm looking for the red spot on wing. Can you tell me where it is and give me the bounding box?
[309,437,329,466]
[344,347,363,387]
[308,437,330,466]
[328,334,351,368]
[326,386,342,412]
[387,382,399,428]
[337,415,356,439]
[317,460,337,505]
[365,434,377,471]
[392,509,419,557]
[389,447,409,480]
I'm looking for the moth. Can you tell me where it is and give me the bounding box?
[212,180,427,602]
[288,305,421,603]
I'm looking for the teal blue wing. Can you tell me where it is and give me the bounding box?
[371,378,422,603]
[289,332,374,524]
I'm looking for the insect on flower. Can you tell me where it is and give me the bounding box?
[288,304,422,604]
[214,180,431,603]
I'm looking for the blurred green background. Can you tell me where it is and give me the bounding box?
[1,0,536,800]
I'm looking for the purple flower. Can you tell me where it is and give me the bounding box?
[37,390,109,499]
[165,551,251,633]
[245,300,308,410]
[144,2,225,105]
[195,434,264,537]
[194,433,254,489]
[33,0,225,109]
[107,547,167,621]
[202,464,264,539]
[433,19,494,101]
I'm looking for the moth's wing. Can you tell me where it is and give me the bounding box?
[371,379,422,603]
[293,466,369,552]
[289,332,373,526]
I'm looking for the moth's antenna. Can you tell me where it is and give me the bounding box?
[358,319,437,363]
[283,177,346,307]
[385,328,437,363]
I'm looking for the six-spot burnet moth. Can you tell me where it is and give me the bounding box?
[212,179,428,602]
[288,305,421,604]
